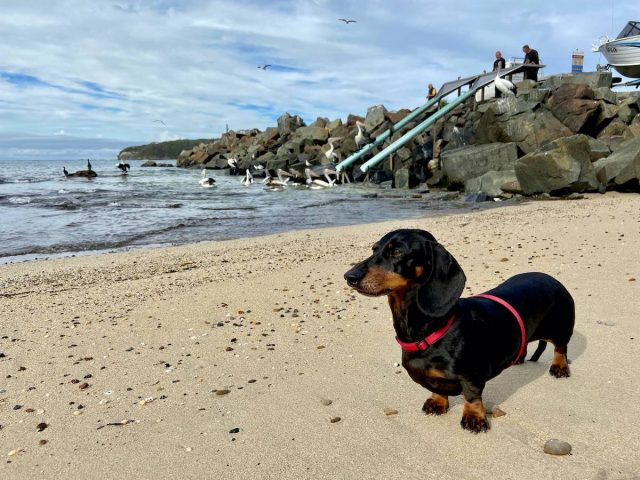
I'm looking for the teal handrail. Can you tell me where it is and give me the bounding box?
[335,96,440,172]
[358,89,475,173]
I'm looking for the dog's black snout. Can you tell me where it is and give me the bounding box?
[344,267,365,286]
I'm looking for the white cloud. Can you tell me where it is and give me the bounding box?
[0,0,637,159]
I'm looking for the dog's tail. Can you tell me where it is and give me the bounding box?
[529,340,547,362]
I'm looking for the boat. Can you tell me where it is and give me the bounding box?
[593,21,640,78]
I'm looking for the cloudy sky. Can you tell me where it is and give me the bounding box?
[0,0,636,159]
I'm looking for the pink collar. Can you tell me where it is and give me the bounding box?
[473,293,526,365]
[396,314,455,352]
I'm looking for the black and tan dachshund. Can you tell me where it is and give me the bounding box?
[344,229,574,433]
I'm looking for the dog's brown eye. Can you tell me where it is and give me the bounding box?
[390,249,403,257]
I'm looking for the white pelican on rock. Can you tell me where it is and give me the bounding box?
[355,121,370,148]
[494,69,516,96]
[324,137,342,162]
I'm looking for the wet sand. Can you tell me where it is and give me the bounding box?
[1,192,639,479]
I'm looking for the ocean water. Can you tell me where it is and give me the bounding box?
[0,158,496,263]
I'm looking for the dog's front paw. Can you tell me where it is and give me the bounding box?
[422,396,449,415]
[549,364,571,378]
[460,413,490,433]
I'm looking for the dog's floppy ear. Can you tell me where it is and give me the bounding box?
[416,241,466,318]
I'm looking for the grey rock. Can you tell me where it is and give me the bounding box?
[277,112,305,137]
[543,71,612,90]
[587,138,611,162]
[593,137,640,186]
[593,87,617,104]
[441,142,518,187]
[543,439,572,456]
[365,105,388,132]
[465,170,518,197]
[515,134,600,194]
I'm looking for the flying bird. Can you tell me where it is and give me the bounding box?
[338,18,357,24]
[153,119,167,126]
[257,64,271,70]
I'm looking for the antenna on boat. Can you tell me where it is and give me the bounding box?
[611,0,614,37]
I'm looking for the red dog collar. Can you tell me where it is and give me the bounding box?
[473,294,526,365]
[396,314,455,352]
[395,294,526,363]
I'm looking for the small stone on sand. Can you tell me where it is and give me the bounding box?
[543,438,572,455]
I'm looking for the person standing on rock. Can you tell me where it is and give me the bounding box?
[522,44,540,81]
[493,51,506,97]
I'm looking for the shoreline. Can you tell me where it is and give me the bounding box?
[0,189,516,266]
[1,192,639,479]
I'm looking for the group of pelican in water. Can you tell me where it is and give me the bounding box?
[201,134,355,191]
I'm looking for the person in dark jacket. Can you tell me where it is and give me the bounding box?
[493,51,506,71]
[493,51,507,97]
[522,44,540,81]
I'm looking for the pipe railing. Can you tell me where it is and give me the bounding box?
[358,89,475,173]
[335,96,440,172]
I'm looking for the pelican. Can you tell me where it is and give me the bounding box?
[355,121,370,148]
[154,119,167,127]
[276,168,306,186]
[199,169,216,187]
[117,160,130,173]
[338,18,357,24]
[494,69,516,96]
[241,169,254,186]
[305,167,335,188]
[324,137,342,162]
[257,64,271,70]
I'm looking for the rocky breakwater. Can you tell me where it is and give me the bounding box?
[177,71,640,196]
[441,72,640,196]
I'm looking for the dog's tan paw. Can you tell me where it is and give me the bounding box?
[422,396,449,415]
[460,413,490,433]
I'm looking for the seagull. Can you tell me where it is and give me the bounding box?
[153,119,167,126]
[494,69,516,96]
[257,64,271,70]
[338,18,357,24]
[355,121,371,148]
[199,168,216,188]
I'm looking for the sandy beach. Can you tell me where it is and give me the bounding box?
[1,193,639,480]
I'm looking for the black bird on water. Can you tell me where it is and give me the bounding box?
[117,161,130,173]
[87,159,93,171]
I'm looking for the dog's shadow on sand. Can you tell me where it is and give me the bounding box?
[479,330,587,407]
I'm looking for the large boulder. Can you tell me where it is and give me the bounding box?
[515,134,600,195]
[593,137,640,187]
[474,106,573,154]
[441,142,518,187]
[365,105,388,132]
[465,170,518,197]
[277,112,305,137]
[291,126,329,144]
[542,71,612,90]
[547,84,600,133]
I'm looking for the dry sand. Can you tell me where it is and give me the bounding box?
[1,193,639,480]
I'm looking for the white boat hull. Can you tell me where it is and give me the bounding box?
[597,35,640,78]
